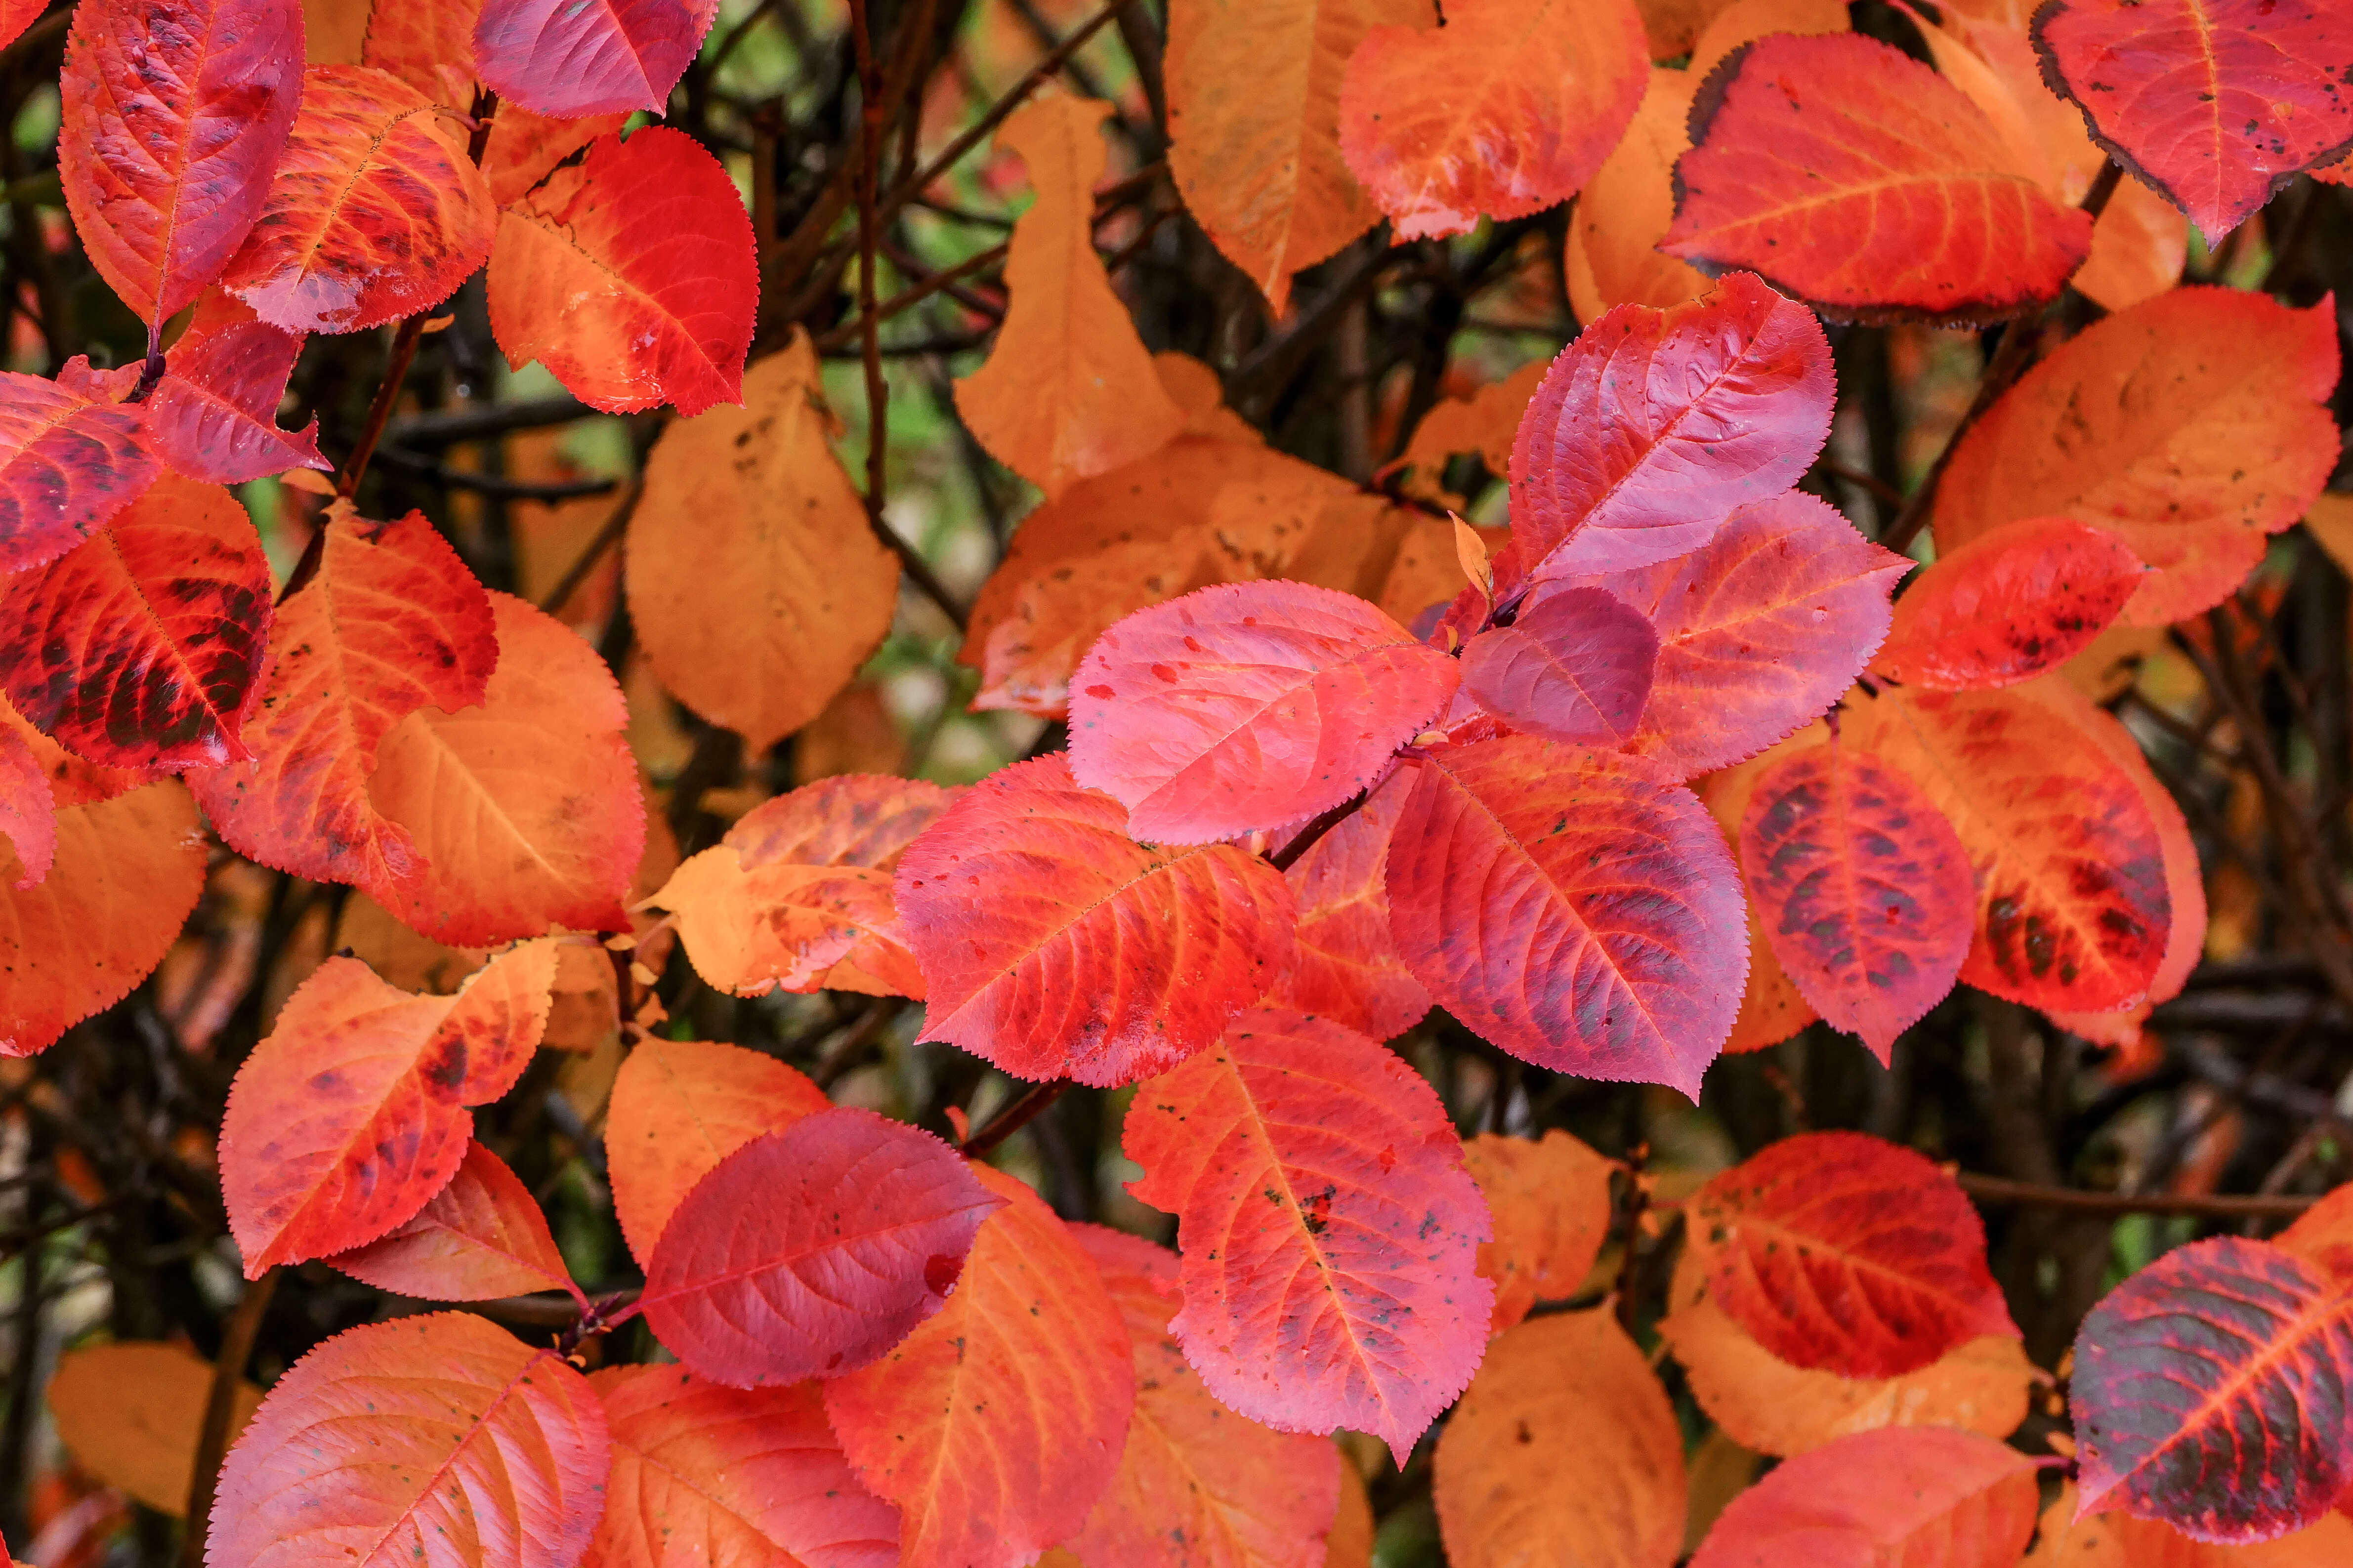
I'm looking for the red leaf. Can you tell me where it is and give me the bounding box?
[1690,1130,2017,1378]
[1845,680,2172,1013]
[640,1107,1005,1387]
[896,755,1296,1087]
[360,592,645,946]
[585,1366,900,1568]
[1738,740,1975,1061]
[1665,33,2093,321]
[1335,0,1648,240]
[1068,581,1458,842]
[58,0,303,326]
[1124,1006,1493,1463]
[0,476,270,771]
[1687,1425,2041,1566]
[1560,491,1911,780]
[488,127,756,416]
[0,776,205,1057]
[207,1312,609,1568]
[604,1034,831,1269]
[483,108,633,206]
[1499,272,1834,585]
[0,372,159,575]
[2073,1236,2353,1542]
[1873,516,2143,691]
[2034,0,2353,242]
[1385,736,1745,1096]
[825,1164,1134,1568]
[1459,585,1657,745]
[473,0,717,117]
[360,0,478,107]
[1066,1228,1345,1568]
[0,726,55,888]
[327,1140,578,1304]
[219,941,562,1275]
[190,509,498,891]
[0,0,42,54]
[1261,769,1432,1040]
[145,310,330,484]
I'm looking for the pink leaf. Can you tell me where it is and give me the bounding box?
[1499,271,1833,587]
[1688,1425,2040,1566]
[146,312,329,484]
[0,726,55,888]
[1261,770,1432,1040]
[638,1106,1006,1387]
[1385,736,1746,1096]
[1458,584,1657,745]
[327,1140,579,1304]
[896,755,1296,1087]
[1125,1006,1493,1464]
[1873,516,2143,691]
[474,0,718,117]
[1068,580,1458,843]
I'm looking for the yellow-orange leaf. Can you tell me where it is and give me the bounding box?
[1166,0,1428,313]
[1564,69,1713,323]
[2025,1482,2353,1565]
[1326,1460,1373,1568]
[627,332,899,752]
[1432,1310,1686,1568]
[47,1342,262,1516]
[955,98,1186,498]
[1463,1129,1615,1331]
[1395,361,1548,502]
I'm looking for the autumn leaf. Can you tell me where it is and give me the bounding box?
[955,97,1185,497]
[2073,1236,2353,1542]
[359,0,477,107]
[221,65,497,333]
[1686,1425,2042,1565]
[0,726,55,888]
[626,332,899,749]
[585,1366,901,1568]
[1501,273,1834,585]
[825,1164,1134,1568]
[1431,1311,1687,1568]
[482,106,633,206]
[1385,736,1747,1097]
[1394,359,1547,503]
[207,1313,609,1568]
[1463,1129,1616,1332]
[1563,70,1712,321]
[895,755,1296,1087]
[1337,0,1648,240]
[490,126,758,416]
[0,371,160,575]
[1124,1006,1493,1463]
[1687,1130,2019,1377]
[1931,287,2340,625]
[1167,0,1429,312]
[1068,580,1458,843]
[190,508,499,894]
[2026,1482,2353,1566]
[47,1342,261,1517]
[1873,516,2144,690]
[57,0,303,327]
[473,0,717,117]
[219,942,560,1275]
[327,1140,581,1305]
[1665,33,2093,320]
[144,308,331,484]
[2033,0,2353,242]
[1459,584,1657,745]
[1261,768,1431,1040]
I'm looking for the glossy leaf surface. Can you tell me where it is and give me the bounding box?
[1125,1007,1492,1462]
[474,0,717,117]
[896,755,1296,1086]
[1686,1425,2041,1567]
[1069,580,1457,842]
[58,0,304,325]
[145,310,329,484]
[1261,770,1431,1040]
[1463,1130,1615,1332]
[206,1313,609,1568]
[1665,33,2093,320]
[1874,516,2143,690]
[490,126,757,416]
[1459,584,1657,745]
[640,1108,1005,1388]
[327,1140,576,1303]
[1385,736,1746,1096]
[0,372,159,575]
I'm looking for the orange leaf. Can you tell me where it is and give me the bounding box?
[221,64,496,333]
[1326,1461,1374,1568]
[0,778,205,1057]
[1337,0,1648,240]
[327,1139,578,1303]
[219,941,562,1275]
[1432,1311,1687,1568]
[2025,1480,2353,1566]
[583,1366,900,1568]
[47,1342,262,1517]
[1664,33,2092,321]
[1394,360,1547,502]
[626,333,900,751]
[489,125,756,415]
[482,106,632,206]
[1932,287,2340,625]
[604,1034,831,1269]
[363,592,646,946]
[1261,768,1431,1040]
[1563,70,1714,321]
[1463,1130,1615,1331]
[209,1313,609,1568]
[825,1164,1134,1568]
[1687,1426,2040,1565]
[953,98,1186,497]
[359,0,477,108]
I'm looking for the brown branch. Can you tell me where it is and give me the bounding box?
[1956,1172,2317,1220]
[335,313,429,500]
[538,477,644,615]
[1268,789,1371,872]
[177,1267,278,1566]
[961,1078,1070,1158]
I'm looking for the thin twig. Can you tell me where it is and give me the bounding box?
[336,314,429,500]
[177,1268,278,1566]
[375,445,622,501]
[1955,1171,2317,1220]
[538,477,644,614]
[962,1079,1070,1158]
[1269,789,1371,872]
[385,394,596,447]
